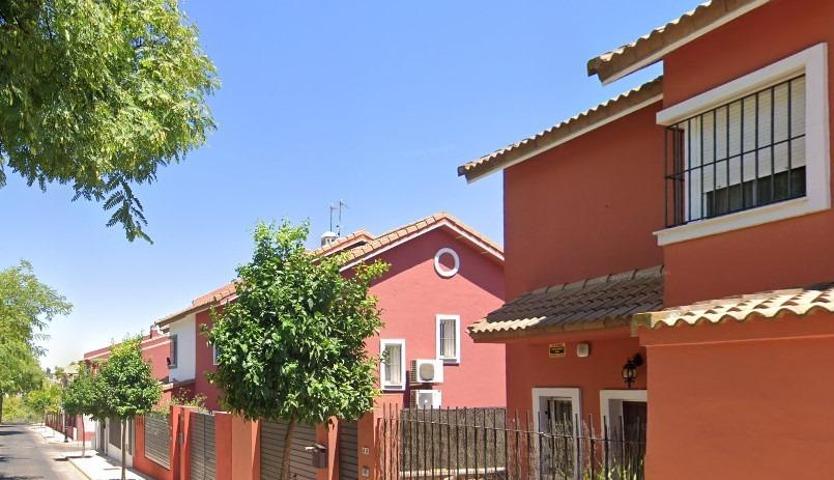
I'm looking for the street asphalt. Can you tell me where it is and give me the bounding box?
[0,424,84,480]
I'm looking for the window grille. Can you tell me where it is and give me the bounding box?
[665,75,807,227]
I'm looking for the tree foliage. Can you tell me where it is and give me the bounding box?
[25,382,62,416]
[0,0,218,241]
[62,363,99,455]
[209,222,387,479]
[0,261,71,423]
[95,338,161,420]
[94,338,161,480]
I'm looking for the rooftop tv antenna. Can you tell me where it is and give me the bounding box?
[329,200,348,235]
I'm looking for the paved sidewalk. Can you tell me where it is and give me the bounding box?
[32,425,152,480]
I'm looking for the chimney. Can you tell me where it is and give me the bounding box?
[320,230,338,247]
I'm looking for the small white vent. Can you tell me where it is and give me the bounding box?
[410,359,444,384]
[410,389,442,409]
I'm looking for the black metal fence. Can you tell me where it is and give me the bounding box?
[377,406,645,480]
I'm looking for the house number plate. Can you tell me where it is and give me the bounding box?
[548,343,566,358]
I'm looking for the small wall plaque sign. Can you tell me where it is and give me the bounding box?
[548,343,566,358]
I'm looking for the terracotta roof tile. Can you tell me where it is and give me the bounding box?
[469,266,664,339]
[587,0,768,83]
[457,77,662,182]
[634,283,834,329]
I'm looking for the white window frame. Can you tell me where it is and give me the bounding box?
[379,339,406,392]
[531,387,581,433]
[655,42,830,245]
[599,389,647,430]
[435,314,461,364]
[168,334,178,368]
[212,343,219,366]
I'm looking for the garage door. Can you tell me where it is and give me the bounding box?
[190,412,216,480]
[260,421,317,480]
[339,422,359,480]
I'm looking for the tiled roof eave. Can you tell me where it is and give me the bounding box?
[587,0,769,84]
[457,77,663,182]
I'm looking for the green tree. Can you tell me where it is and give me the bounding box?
[62,364,98,456]
[25,382,62,419]
[95,338,161,480]
[0,0,218,241]
[0,261,72,423]
[208,222,387,480]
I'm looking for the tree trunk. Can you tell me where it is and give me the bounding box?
[0,393,4,425]
[279,417,296,480]
[121,419,127,480]
[81,417,86,457]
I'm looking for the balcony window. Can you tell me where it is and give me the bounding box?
[655,43,829,246]
[665,75,807,226]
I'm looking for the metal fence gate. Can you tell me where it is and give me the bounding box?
[377,406,645,480]
[190,412,217,480]
[260,421,317,480]
[144,413,171,469]
[339,422,359,480]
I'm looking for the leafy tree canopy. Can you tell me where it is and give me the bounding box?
[0,260,72,353]
[0,260,71,423]
[25,382,62,416]
[0,0,218,241]
[209,222,388,425]
[95,338,162,419]
[62,363,98,418]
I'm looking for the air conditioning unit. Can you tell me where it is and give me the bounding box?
[410,359,444,384]
[411,389,442,409]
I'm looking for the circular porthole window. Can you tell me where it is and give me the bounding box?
[434,247,460,278]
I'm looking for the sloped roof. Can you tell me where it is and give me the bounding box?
[587,0,768,84]
[339,212,503,267]
[469,266,663,340]
[157,213,503,327]
[634,283,834,329]
[457,77,663,182]
[312,229,375,258]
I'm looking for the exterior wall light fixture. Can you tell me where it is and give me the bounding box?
[622,353,644,389]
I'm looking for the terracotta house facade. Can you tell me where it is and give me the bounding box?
[459,0,834,478]
[154,212,506,480]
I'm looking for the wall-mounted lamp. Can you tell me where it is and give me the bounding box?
[622,353,644,389]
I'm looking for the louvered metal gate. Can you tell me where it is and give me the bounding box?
[190,412,217,480]
[339,422,359,480]
[144,413,171,468]
[260,421,317,480]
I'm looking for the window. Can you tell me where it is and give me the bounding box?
[212,344,219,366]
[665,76,807,225]
[656,43,830,245]
[435,315,460,363]
[380,339,406,391]
[168,334,178,368]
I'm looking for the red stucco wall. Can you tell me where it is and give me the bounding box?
[504,330,645,422]
[661,0,834,306]
[640,313,834,479]
[368,226,506,408]
[502,104,665,300]
[194,309,222,411]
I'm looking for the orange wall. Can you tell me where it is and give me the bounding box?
[194,309,223,411]
[368,227,506,407]
[661,0,834,306]
[641,313,834,479]
[504,330,645,423]
[502,104,665,299]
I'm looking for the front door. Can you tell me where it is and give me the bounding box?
[533,388,581,479]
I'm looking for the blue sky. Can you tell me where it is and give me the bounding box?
[0,1,695,368]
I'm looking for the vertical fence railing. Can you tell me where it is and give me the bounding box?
[377,406,645,480]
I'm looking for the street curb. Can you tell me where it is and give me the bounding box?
[68,457,94,480]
